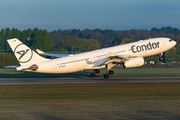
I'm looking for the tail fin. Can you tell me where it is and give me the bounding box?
[7,38,49,66]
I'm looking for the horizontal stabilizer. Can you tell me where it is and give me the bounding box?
[4,65,20,69]
[16,64,38,71]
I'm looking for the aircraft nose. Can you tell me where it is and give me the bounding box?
[173,40,177,46]
[170,39,177,46]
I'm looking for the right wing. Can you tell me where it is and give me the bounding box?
[85,52,132,70]
[36,49,74,58]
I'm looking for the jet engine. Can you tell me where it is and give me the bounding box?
[28,64,38,71]
[123,57,144,68]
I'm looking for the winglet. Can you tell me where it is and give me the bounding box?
[36,49,44,54]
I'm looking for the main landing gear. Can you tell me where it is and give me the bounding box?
[103,63,115,79]
[90,69,100,77]
[103,70,114,79]
[90,69,114,78]
[90,63,115,79]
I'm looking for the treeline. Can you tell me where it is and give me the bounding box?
[0,28,101,67]
[50,27,180,48]
[0,28,53,52]
[1,26,180,68]
[0,28,54,67]
[1,26,180,52]
[0,54,18,68]
[50,26,180,62]
[54,36,100,52]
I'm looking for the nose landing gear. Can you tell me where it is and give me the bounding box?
[159,52,163,61]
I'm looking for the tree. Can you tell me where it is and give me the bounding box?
[169,47,176,62]
[144,55,160,63]
[120,38,135,45]
[20,30,27,43]
[55,36,100,52]
[31,29,53,51]
[0,29,5,52]
[4,28,11,52]
[11,28,21,39]
[112,38,122,45]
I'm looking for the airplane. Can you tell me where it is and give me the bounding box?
[6,37,176,78]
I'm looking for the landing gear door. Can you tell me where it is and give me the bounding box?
[51,62,57,69]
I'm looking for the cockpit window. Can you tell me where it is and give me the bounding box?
[169,39,173,42]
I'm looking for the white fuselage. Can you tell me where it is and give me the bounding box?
[35,37,176,73]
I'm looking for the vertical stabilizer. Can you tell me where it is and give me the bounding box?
[7,38,49,66]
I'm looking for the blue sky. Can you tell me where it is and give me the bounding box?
[1,0,180,31]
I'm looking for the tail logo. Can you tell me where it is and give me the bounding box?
[16,49,30,60]
[14,44,33,63]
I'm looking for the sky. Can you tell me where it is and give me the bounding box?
[1,0,180,31]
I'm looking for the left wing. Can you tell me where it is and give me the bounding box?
[36,49,74,58]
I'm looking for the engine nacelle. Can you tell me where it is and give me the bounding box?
[123,57,144,68]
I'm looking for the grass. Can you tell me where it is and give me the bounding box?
[112,67,180,77]
[0,67,180,119]
[1,67,180,78]
[0,83,180,119]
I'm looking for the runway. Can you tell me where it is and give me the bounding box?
[0,77,180,85]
